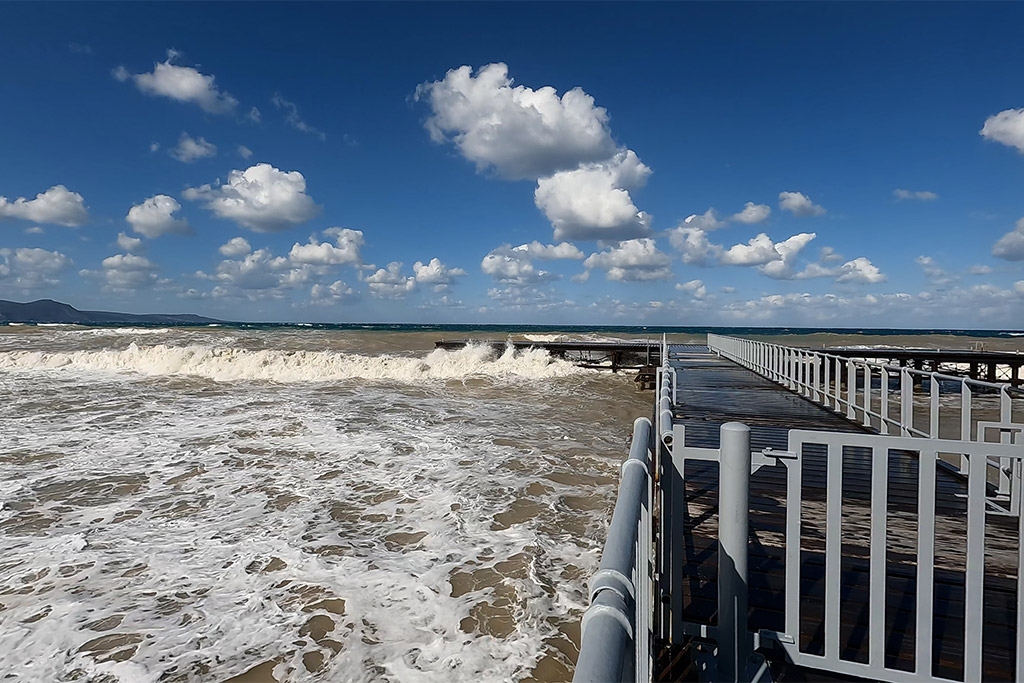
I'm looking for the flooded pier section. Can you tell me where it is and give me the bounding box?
[434,339,665,372]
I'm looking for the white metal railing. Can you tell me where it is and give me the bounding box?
[667,421,1024,683]
[707,333,1024,514]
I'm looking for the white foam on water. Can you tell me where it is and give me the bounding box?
[520,334,571,342]
[0,343,584,383]
[518,333,640,344]
[85,327,173,336]
[0,365,621,682]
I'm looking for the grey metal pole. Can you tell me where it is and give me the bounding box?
[575,591,634,683]
[718,422,751,683]
[575,417,651,683]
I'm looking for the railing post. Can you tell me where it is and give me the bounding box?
[901,368,913,437]
[718,422,752,682]
[847,360,857,420]
[834,356,842,411]
[812,353,821,402]
[880,368,890,435]
[863,365,873,428]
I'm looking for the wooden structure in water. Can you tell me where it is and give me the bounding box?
[436,338,1024,387]
[434,339,664,371]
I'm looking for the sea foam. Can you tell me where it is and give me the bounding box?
[0,342,583,383]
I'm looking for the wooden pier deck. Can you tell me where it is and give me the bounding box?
[657,345,1020,682]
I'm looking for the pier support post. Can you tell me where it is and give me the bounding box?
[718,422,752,682]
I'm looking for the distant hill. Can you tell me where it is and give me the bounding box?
[0,299,224,324]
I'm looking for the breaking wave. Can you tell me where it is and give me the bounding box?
[0,342,584,383]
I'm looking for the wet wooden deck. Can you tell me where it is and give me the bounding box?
[656,346,1019,682]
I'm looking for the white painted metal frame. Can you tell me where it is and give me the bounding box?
[666,422,1024,682]
[707,333,1024,514]
[758,429,1024,683]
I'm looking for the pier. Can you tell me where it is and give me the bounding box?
[823,347,1024,387]
[435,339,664,371]
[573,334,1024,683]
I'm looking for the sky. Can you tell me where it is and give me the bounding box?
[1,1,1023,327]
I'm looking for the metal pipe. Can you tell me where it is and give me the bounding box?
[575,416,651,683]
[718,422,752,683]
[575,590,634,682]
[659,395,673,446]
[590,417,651,602]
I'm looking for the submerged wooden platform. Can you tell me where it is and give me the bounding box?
[435,339,666,370]
[657,345,1020,681]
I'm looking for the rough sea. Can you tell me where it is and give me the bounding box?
[1,324,1021,682]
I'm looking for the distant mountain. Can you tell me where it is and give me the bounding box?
[0,299,224,324]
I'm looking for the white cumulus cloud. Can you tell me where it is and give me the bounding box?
[218,237,252,257]
[126,194,192,238]
[583,238,673,282]
[0,185,89,227]
[116,231,143,253]
[0,247,73,289]
[310,280,354,305]
[413,258,467,290]
[481,241,583,285]
[415,62,617,180]
[115,50,238,115]
[200,248,300,295]
[365,262,416,299]
[98,253,160,290]
[184,163,320,232]
[835,257,886,284]
[721,233,784,266]
[993,218,1024,261]
[170,132,217,163]
[759,233,818,279]
[779,191,826,217]
[980,108,1024,153]
[682,208,727,231]
[511,241,585,260]
[668,226,722,266]
[731,202,771,224]
[535,149,652,241]
[675,279,707,299]
[288,229,364,266]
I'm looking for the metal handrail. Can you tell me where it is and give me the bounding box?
[574,416,653,683]
[707,333,1024,513]
[668,420,1023,683]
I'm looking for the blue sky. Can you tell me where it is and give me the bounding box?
[1,2,1023,326]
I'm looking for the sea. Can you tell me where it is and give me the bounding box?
[1,323,1022,683]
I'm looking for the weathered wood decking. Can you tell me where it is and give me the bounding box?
[657,345,1019,682]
